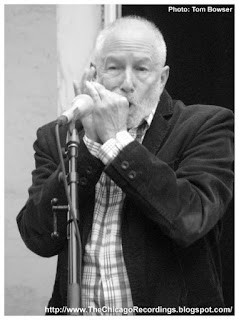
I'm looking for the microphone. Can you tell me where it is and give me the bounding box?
[57,94,94,126]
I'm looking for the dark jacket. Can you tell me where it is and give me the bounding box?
[17,91,234,314]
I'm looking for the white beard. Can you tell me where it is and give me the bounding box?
[125,79,162,129]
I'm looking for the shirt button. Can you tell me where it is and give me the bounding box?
[128,170,136,180]
[79,177,88,186]
[121,160,129,170]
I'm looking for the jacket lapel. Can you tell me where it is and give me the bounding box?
[142,90,174,155]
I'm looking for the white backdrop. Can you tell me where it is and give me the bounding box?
[5,4,103,315]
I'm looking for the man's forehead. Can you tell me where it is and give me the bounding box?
[104,52,153,63]
[101,27,158,61]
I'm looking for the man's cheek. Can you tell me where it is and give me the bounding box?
[95,73,103,84]
[96,73,108,86]
[102,78,118,91]
[98,72,120,89]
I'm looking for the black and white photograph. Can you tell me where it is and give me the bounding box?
[4,3,235,316]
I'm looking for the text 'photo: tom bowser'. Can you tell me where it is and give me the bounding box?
[167,5,233,13]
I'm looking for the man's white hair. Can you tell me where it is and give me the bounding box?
[93,15,167,67]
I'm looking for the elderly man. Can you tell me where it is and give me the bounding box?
[17,16,233,315]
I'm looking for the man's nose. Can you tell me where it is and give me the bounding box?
[120,68,135,94]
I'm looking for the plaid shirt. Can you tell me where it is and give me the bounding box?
[81,112,155,315]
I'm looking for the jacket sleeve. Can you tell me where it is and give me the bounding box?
[17,124,104,257]
[104,107,234,247]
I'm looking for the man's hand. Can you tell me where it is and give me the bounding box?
[85,81,129,144]
[73,67,101,143]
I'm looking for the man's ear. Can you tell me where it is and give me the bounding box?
[160,65,170,90]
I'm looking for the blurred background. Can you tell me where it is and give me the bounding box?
[4,4,234,315]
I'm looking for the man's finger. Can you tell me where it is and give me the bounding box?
[90,82,108,100]
[85,81,101,103]
[76,67,96,96]
[79,68,91,93]
[73,80,82,96]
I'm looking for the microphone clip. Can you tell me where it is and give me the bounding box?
[51,198,68,239]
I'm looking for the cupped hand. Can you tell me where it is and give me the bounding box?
[85,81,129,144]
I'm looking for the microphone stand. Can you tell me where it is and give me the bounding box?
[51,120,82,315]
[66,120,82,315]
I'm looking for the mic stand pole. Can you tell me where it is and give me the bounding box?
[66,120,82,315]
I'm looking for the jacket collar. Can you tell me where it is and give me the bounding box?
[142,90,174,154]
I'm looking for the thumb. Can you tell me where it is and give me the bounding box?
[73,80,82,96]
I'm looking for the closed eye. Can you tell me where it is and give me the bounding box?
[136,67,149,72]
[108,65,118,70]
